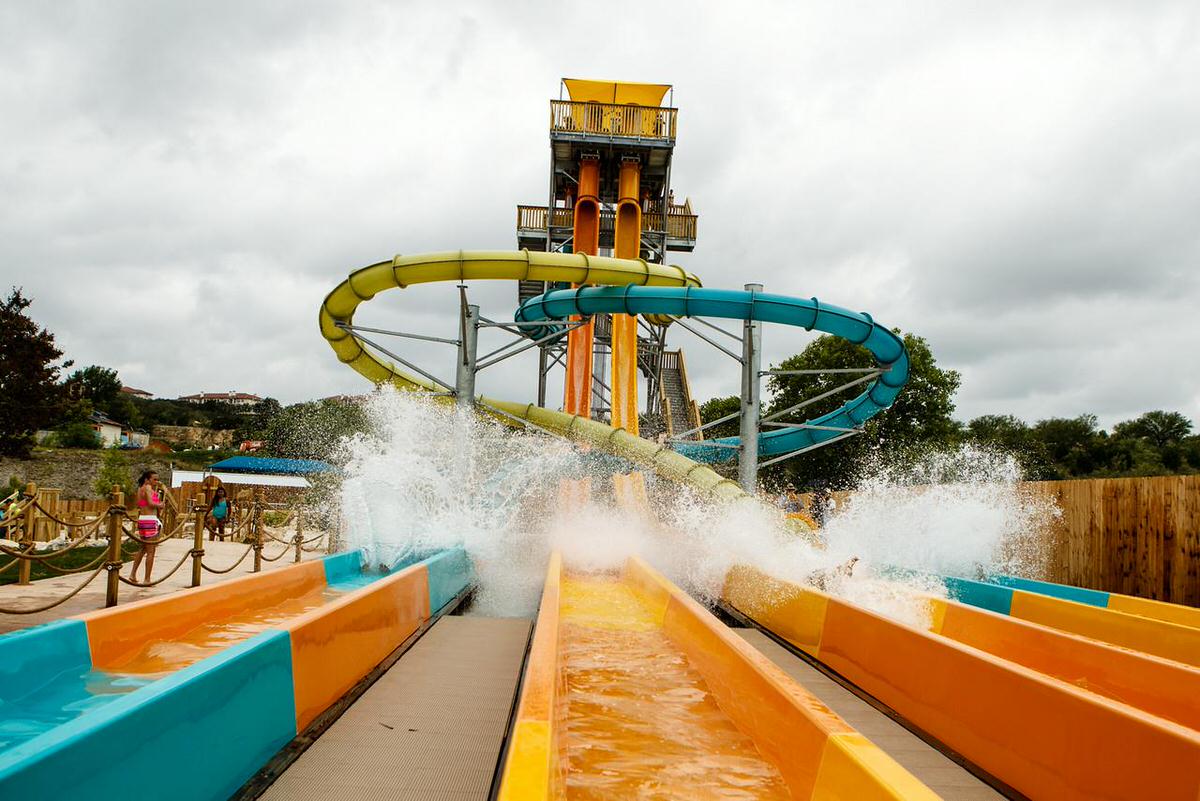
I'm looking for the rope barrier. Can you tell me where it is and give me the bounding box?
[117,547,193,588]
[0,528,106,562]
[33,547,111,575]
[200,542,256,575]
[0,562,107,615]
[259,543,291,563]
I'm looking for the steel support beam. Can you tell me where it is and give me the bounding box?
[738,282,763,493]
[455,302,479,408]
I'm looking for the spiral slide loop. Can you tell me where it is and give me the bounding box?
[515,285,909,461]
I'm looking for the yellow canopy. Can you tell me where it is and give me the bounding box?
[563,79,671,107]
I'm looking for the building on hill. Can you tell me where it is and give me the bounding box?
[89,411,149,448]
[120,386,154,399]
[177,391,263,407]
[89,411,124,447]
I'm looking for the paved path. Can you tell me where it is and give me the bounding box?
[260,616,530,801]
[0,536,324,635]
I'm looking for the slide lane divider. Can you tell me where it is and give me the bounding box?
[944,574,1200,667]
[987,573,1200,630]
[498,554,938,800]
[723,565,1200,801]
[0,548,474,801]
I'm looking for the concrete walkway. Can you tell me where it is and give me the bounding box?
[0,536,324,635]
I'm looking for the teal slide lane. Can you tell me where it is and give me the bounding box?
[422,548,474,613]
[0,630,297,801]
[942,576,1015,615]
[516,285,909,461]
[989,575,1111,608]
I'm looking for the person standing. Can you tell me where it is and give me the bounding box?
[207,486,231,541]
[130,470,162,582]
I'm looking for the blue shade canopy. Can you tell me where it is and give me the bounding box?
[208,456,334,475]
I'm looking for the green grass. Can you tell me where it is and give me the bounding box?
[0,541,142,586]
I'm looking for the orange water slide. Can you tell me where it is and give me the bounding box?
[562,157,600,418]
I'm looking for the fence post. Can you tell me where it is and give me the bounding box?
[191,503,206,588]
[17,482,37,585]
[253,489,265,573]
[294,507,303,563]
[105,486,124,607]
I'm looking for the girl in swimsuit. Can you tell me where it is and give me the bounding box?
[130,470,162,582]
[208,486,230,541]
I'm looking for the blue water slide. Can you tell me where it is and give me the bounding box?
[515,285,909,462]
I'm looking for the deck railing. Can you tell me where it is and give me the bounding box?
[550,100,677,140]
[516,205,697,241]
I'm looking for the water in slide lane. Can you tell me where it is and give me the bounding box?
[559,574,790,800]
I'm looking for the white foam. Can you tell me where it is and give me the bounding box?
[337,390,1058,625]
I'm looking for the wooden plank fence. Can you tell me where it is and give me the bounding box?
[1028,475,1200,606]
[793,476,1200,606]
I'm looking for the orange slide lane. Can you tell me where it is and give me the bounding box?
[927,595,1200,732]
[79,560,329,671]
[724,565,1200,801]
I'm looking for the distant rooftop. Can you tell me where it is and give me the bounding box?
[120,386,153,398]
[178,391,263,404]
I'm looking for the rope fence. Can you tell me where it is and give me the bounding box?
[0,483,335,616]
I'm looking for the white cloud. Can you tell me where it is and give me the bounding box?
[1,1,1197,431]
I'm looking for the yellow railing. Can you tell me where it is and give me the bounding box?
[516,205,697,240]
[550,100,677,140]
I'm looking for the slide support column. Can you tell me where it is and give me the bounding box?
[456,301,479,409]
[739,283,763,493]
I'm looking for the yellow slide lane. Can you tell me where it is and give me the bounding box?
[499,555,939,800]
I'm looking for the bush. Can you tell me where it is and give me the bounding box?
[54,421,100,449]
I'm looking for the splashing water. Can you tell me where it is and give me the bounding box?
[338,390,1058,625]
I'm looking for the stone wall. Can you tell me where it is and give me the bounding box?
[0,451,178,500]
[151,425,234,449]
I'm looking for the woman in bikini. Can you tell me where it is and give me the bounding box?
[207,486,231,541]
[130,470,162,582]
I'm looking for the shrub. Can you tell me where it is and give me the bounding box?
[55,421,100,449]
[94,446,133,499]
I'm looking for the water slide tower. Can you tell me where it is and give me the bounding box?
[516,79,699,435]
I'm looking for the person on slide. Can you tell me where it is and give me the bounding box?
[130,470,163,582]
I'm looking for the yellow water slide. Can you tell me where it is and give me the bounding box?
[319,249,766,506]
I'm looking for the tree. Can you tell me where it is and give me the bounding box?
[56,420,101,449]
[262,399,369,462]
[67,365,121,411]
[66,364,136,427]
[1112,411,1193,449]
[0,289,68,457]
[237,397,283,442]
[760,332,962,489]
[94,446,133,498]
[697,396,741,439]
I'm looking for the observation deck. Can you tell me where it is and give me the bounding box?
[515,199,697,253]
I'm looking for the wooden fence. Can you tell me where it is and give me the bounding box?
[23,479,308,543]
[1029,475,1200,606]
[796,475,1200,606]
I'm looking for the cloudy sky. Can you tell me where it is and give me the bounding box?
[2,1,1197,429]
